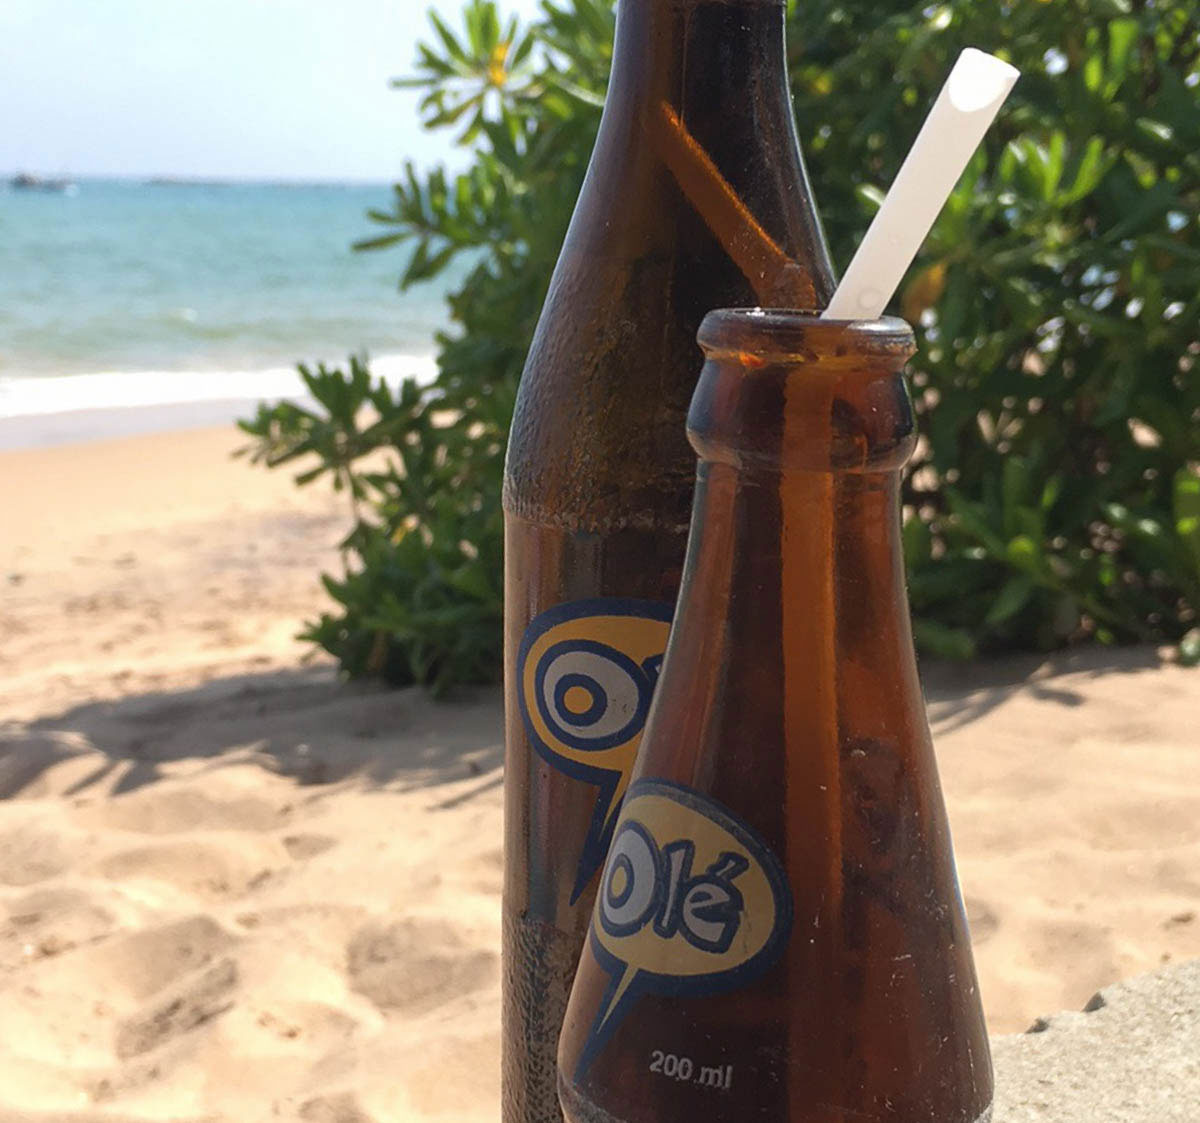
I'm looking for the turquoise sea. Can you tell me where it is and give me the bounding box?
[0,178,463,419]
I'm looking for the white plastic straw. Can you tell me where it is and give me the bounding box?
[822,48,1020,322]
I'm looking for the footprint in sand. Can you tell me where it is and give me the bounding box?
[115,955,239,1059]
[0,915,238,1070]
[0,821,79,887]
[346,917,497,1016]
[1,886,119,968]
[79,784,287,835]
[299,1092,376,1123]
[69,914,237,1003]
[92,836,288,901]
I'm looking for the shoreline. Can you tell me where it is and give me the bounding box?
[0,397,283,452]
[0,352,439,451]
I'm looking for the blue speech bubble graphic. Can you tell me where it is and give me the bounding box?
[574,778,794,1079]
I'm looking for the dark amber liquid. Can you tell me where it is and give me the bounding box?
[557,315,993,1123]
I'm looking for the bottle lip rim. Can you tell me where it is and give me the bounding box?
[698,308,915,360]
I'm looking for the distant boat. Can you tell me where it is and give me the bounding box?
[10,173,77,193]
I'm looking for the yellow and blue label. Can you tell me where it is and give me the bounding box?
[575,778,793,1079]
[518,598,674,904]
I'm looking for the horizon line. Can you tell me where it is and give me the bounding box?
[3,170,399,188]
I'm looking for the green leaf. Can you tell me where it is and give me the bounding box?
[945,489,1007,557]
[1005,535,1043,574]
[1001,456,1031,541]
[935,263,970,346]
[1104,177,1177,242]
[353,232,407,252]
[1042,132,1066,201]
[902,514,933,567]
[913,619,978,661]
[1105,19,1139,95]
[1059,137,1112,204]
[1041,476,1063,513]
[428,10,469,66]
[984,576,1037,627]
[1174,469,1200,579]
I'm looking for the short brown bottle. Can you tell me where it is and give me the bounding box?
[557,310,993,1123]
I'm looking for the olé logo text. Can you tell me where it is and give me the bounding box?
[600,823,749,955]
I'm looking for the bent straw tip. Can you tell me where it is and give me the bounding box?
[948,48,1021,114]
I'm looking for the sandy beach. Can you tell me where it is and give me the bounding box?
[0,424,1197,1122]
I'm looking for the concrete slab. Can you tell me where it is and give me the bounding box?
[993,959,1199,1121]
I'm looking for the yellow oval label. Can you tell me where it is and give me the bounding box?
[518,599,673,902]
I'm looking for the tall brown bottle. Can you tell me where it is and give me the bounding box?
[502,1,835,1119]
[557,311,993,1123]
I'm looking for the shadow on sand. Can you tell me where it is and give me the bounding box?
[0,645,1171,802]
[922,644,1168,737]
[0,665,504,801]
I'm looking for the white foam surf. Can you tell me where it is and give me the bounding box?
[0,353,439,420]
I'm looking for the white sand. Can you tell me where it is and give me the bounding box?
[0,427,1196,1121]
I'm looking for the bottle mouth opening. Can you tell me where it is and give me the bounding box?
[698,308,915,362]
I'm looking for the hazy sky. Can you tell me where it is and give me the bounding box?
[1,0,547,182]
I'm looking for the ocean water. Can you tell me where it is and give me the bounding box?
[0,178,462,420]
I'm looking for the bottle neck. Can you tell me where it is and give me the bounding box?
[609,0,790,110]
[590,0,832,307]
[671,313,925,766]
[669,457,923,726]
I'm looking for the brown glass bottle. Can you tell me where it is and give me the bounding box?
[502,2,835,1120]
[557,311,993,1123]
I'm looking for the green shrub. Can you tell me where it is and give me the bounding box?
[238,0,1200,687]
